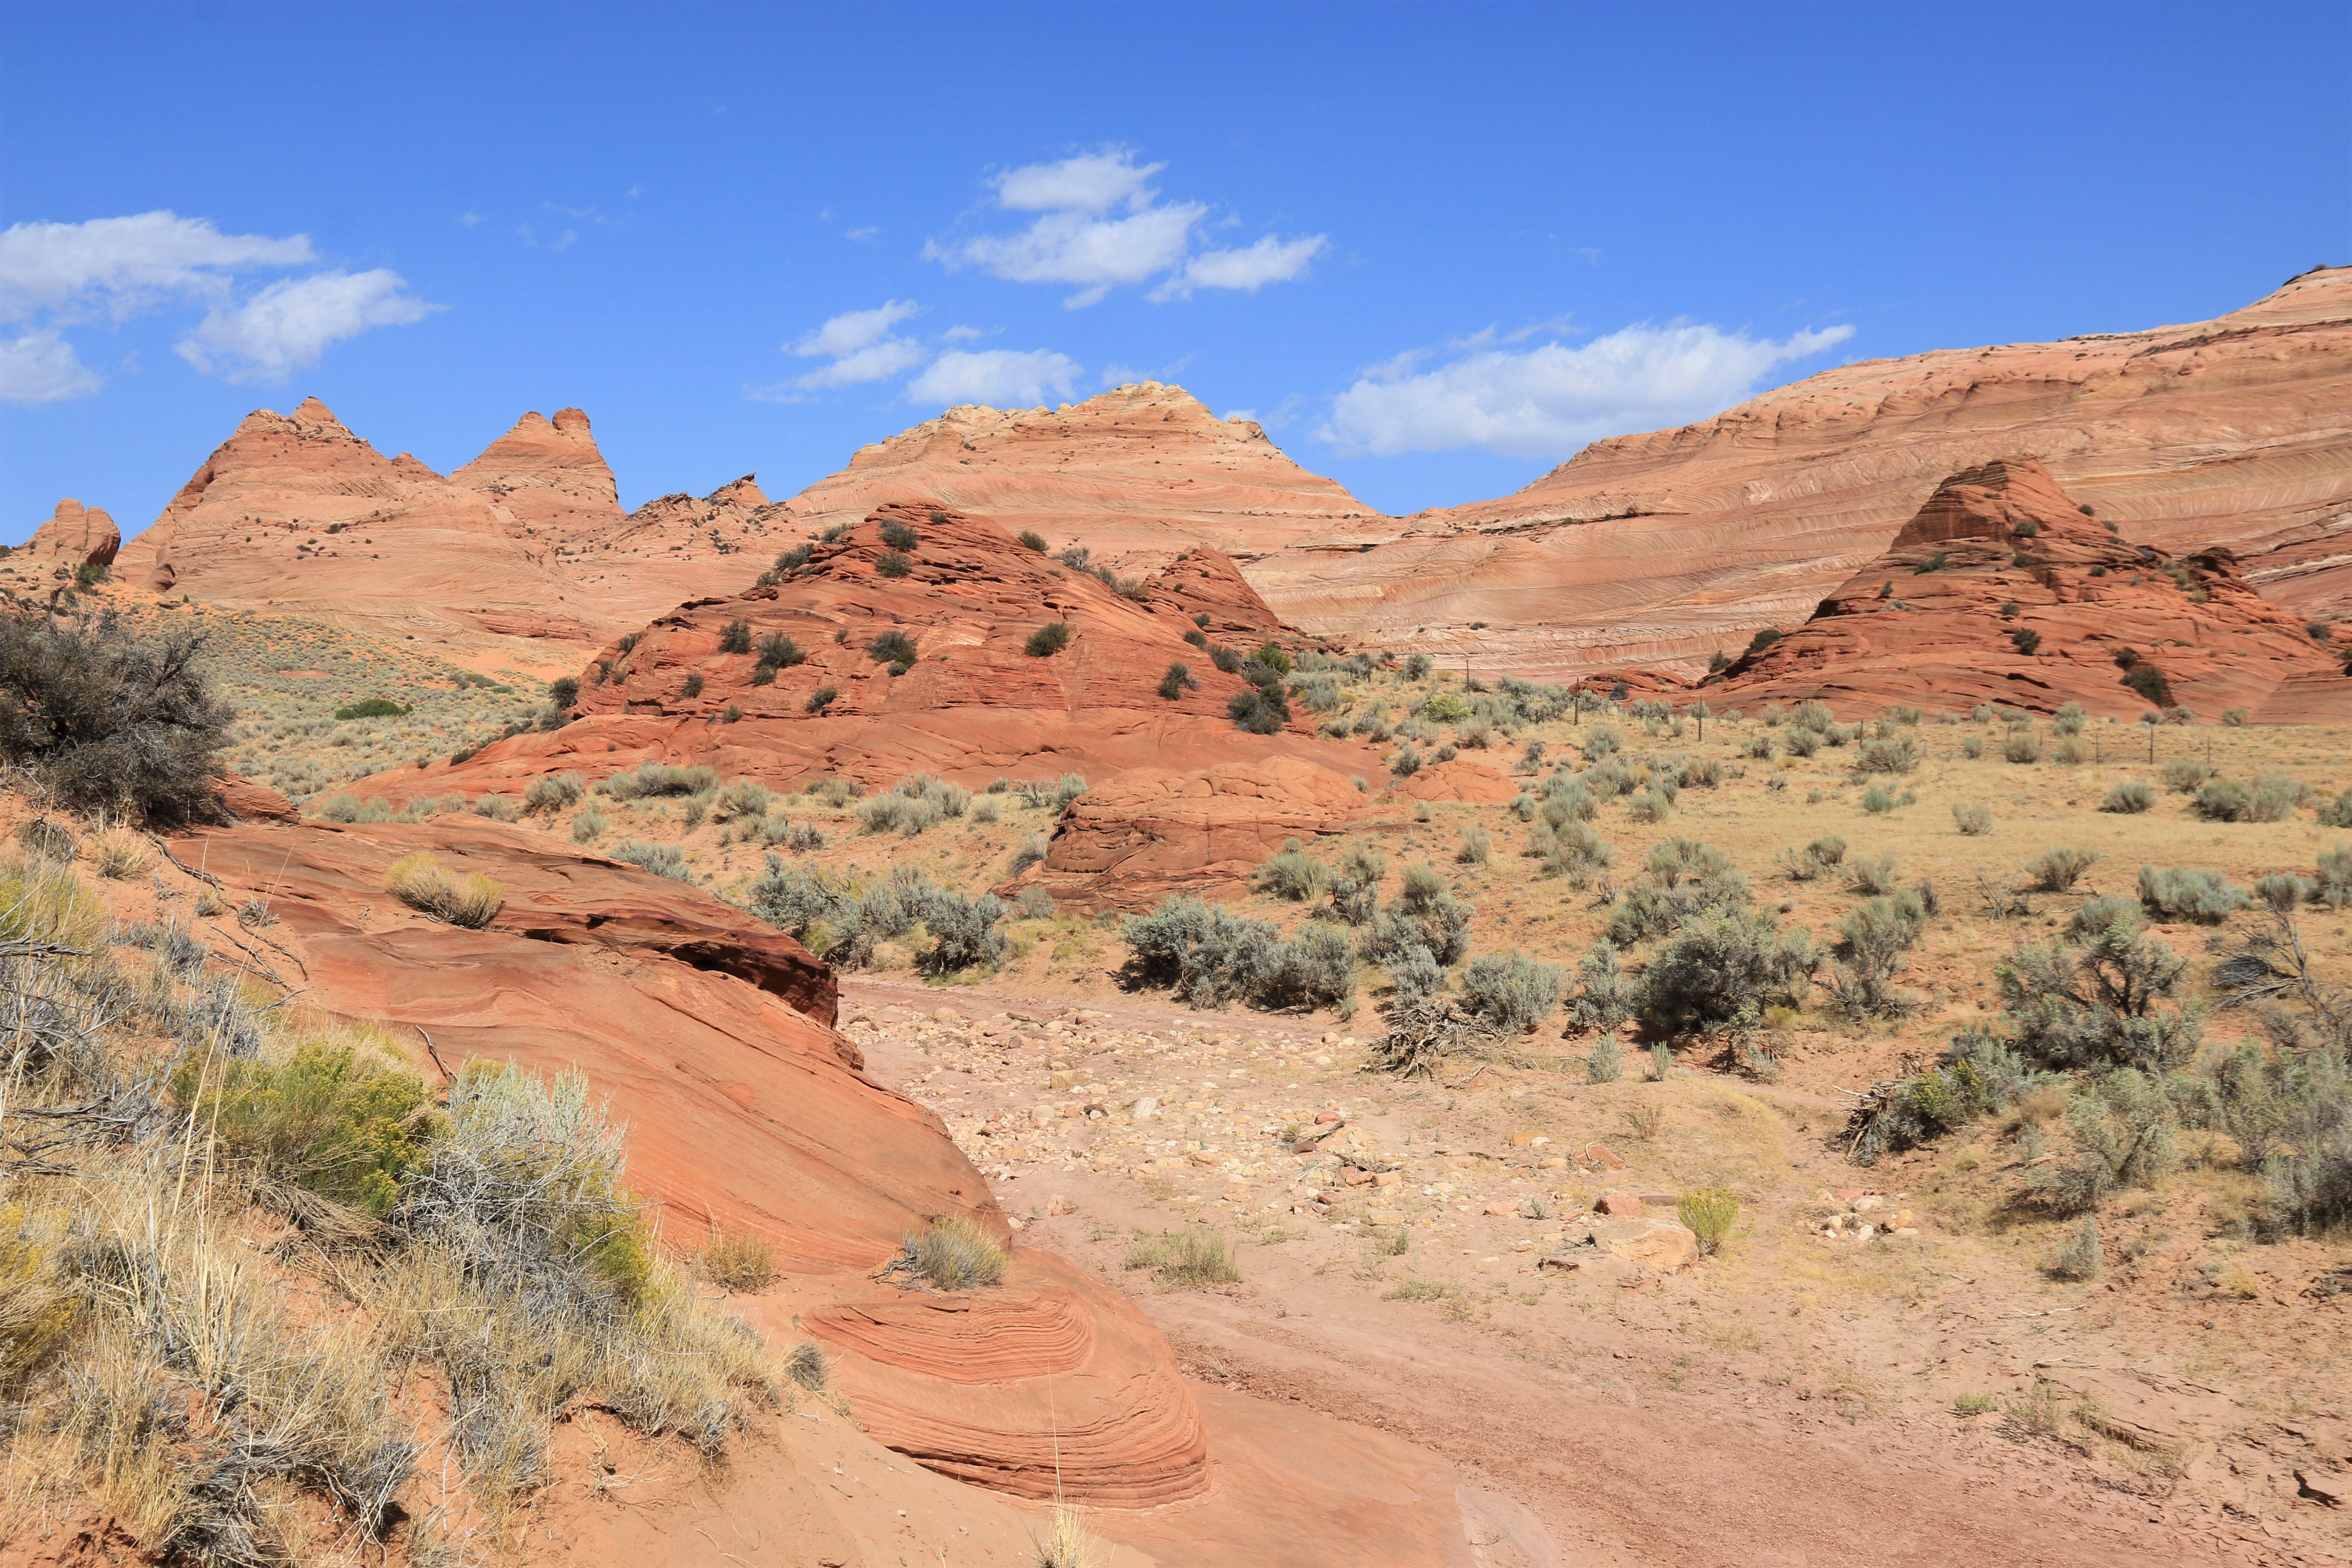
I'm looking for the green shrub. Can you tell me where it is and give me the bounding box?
[915,887,1007,975]
[1025,622,1072,657]
[756,632,804,669]
[2254,873,2315,913]
[1327,844,1385,925]
[0,608,234,824]
[2002,729,2042,764]
[2315,789,2352,829]
[2137,865,2247,923]
[1951,801,1993,836]
[1999,898,2196,1071]
[719,619,752,654]
[2100,780,2154,814]
[608,840,692,881]
[2009,629,2041,655]
[1677,1188,1739,1256]
[2050,1216,2102,1280]
[1229,685,1289,734]
[1457,825,1491,865]
[1568,939,1638,1034]
[1849,1030,2034,1163]
[1856,734,1923,775]
[385,851,505,927]
[334,697,410,720]
[1586,1035,1623,1084]
[879,518,920,550]
[702,1227,778,1293]
[867,630,918,668]
[2121,662,2172,707]
[1638,905,1814,1037]
[1821,891,1927,1018]
[875,550,913,578]
[1254,842,1329,901]
[524,772,585,812]
[1847,854,1900,896]
[2317,846,2352,908]
[603,763,717,799]
[2027,846,2102,893]
[172,1043,433,1217]
[2052,702,2087,737]
[1458,950,1565,1033]
[1861,784,1896,815]
[1158,662,1195,699]
[1423,690,1471,722]
[1959,734,1984,760]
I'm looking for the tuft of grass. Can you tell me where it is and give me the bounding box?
[2026,846,2102,893]
[1677,1187,1740,1255]
[2100,779,2154,814]
[1951,801,1993,836]
[87,826,153,880]
[1381,1277,1454,1302]
[1953,1391,2001,1417]
[703,1225,778,1292]
[889,1214,1008,1292]
[383,851,505,928]
[1034,1504,1108,1568]
[1124,1227,1242,1288]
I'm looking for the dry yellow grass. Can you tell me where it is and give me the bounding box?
[384,850,506,928]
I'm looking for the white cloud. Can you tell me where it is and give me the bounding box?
[939,325,986,343]
[790,300,920,358]
[906,348,1082,408]
[992,149,1163,213]
[174,269,440,384]
[0,211,314,322]
[1318,320,1856,459]
[0,211,436,394]
[0,329,102,404]
[845,226,879,242]
[1149,233,1328,301]
[929,147,1326,309]
[796,337,928,389]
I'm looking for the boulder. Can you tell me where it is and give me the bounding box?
[1591,1218,1699,1272]
[1384,756,1519,804]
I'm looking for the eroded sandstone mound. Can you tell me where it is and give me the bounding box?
[1711,458,2352,721]
[784,383,1383,564]
[16,499,120,567]
[447,406,627,541]
[1256,266,2352,677]
[114,397,620,644]
[392,503,1381,801]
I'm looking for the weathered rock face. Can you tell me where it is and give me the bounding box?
[17,499,120,567]
[1381,756,1520,805]
[784,382,1382,565]
[172,814,1221,1505]
[113,398,620,644]
[389,504,1380,802]
[1254,266,2352,678]
[1139,543,1292,641]
[448,407,627,542]
[1712,459,2352,722]
[1029,755,1368,912]
[584,472,806,624]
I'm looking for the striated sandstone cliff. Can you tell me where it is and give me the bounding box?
[1253,266,2352,679]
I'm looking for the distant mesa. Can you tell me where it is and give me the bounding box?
[1709,457,2352,723]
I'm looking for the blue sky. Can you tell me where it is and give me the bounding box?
[3,2,2345,544]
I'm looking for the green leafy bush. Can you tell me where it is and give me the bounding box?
[172,1043,433,1217]
[1253,842,1329,901]
[2027,846,2102,893]
[1025,622,1072,657]
[2137,865,2248,923]
[334,697,410,720]
[2100,780,2154,814]
[879,518,920,550]
[719,619,752,654]
[2000,897,2197,1070]
[0,608,233,824]
[1458,950,1565,1033]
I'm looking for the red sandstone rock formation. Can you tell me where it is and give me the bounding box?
[584,472,807,622]
[448,407,626,541]
[16,499,120,567]
[1028,755,1369,912]
[1710,458,2352,722]
[784,383,1382,565]
[1254,266,2352,678]
[114,397,619,644]
[1382,756,1520,805]
[385,504,1380,803]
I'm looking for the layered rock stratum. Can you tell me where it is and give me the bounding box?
[367,502,1382,805]
[1709,458,2352,721]
[781,382,1383,561]
[1253,265,2352,677]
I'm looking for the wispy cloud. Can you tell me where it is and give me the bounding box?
[0,210,435,401]
[175,269,442,385]
[1318,319,1856,459]
[926,146,1326,309]
[906,348,1082,407]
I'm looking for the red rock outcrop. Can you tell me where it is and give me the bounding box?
[583,472,807,623]
[1027,755,1369,912]
[1254,266,2352,677]
[447,407,626,542]
[383,504,1383,803]
[15,499,120,567]
[1139,543,1292,641]
[113,397,620,645]
[785,383,1383,565]
[1382,756,1520,804]
[1712,459,2352,722]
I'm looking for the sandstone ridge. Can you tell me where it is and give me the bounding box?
[1710,457,2352,722]
[1252,266,2352,678]
[18,499,121,567]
